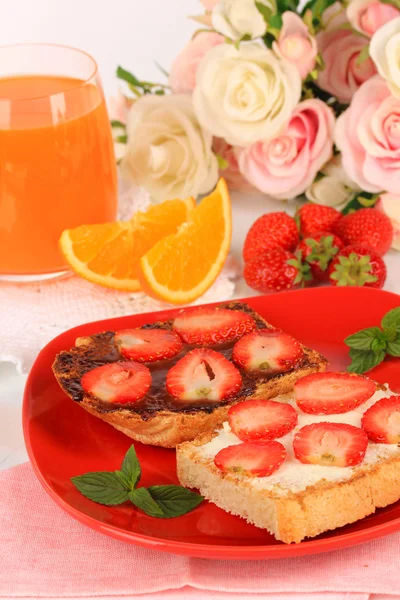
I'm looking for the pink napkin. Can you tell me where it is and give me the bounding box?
[0,463,399,600]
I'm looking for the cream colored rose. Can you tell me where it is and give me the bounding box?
[370,16,400,97]
[121,94,218,202]
[305,155,360,209]
[211,0,274,40]
[193,43,301,146]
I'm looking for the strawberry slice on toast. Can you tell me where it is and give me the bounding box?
[228,399,298,442]
[81,361,151,404]
[166,348,242,402]
[172,307,256,346]
[293,422,368,467]
[214,440,287,477]
[362,395,400,443]
[115,328,182,362]
[232,329,304,374]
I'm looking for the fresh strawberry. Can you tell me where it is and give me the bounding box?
[81,361,151,404]
[172,307,256,346]
[232,328,304,374]
[294,372,376,414]
[333,208,393,255]
[243,212,299,262]
[298,231,344,281]
[362,395,400,443]
[214,440,286,477]
[297,204,342,238]
[115,328,182,362]
[166,348,242,402]
[293,422,368,467]
[244,248,311,294]
[228,399,298,442]
[328,244,387,288]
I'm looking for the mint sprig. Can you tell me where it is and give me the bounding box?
[345,307,400,373]
[71,446,203,518]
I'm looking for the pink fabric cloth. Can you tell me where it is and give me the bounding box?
[0,462,399,600]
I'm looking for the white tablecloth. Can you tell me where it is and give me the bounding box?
[1,191,399,471]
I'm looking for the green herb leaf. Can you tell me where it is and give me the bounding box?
[116,66,141,87]
[382,307,400,332]
[71,472,129,505]
[147,485,204,517]
[347,348,386,374]
[387,339,400,357]
[120,445,141,489]
[383,323,397,341]
[344,327,384,351]
[371,338,387,353]
[129,488,165,517]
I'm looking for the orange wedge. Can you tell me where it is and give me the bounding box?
[59,197,195,291]
[139,178,232,304]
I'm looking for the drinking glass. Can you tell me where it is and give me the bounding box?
[0,43,117,281]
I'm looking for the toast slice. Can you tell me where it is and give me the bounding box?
[177,384,400,543]
[53,301,327,448]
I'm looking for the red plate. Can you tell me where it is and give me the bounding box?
[23,287,400,559]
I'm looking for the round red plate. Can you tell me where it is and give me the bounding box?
[23,287,400,559]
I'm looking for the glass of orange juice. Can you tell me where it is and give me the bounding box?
[0,43,117,281]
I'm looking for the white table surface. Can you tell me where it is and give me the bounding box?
[1,192,399,472]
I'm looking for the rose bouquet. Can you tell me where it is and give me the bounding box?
[111,0,400,248]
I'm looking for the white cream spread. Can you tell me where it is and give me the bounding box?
[198,385,400,495]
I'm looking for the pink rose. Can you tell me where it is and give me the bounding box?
[347,0,400,36]
[213,138,255,192]
[317,17,377,102]
[169,32,224,94]
[108,89,133,125]
[273,12,317,79]
[336,76,400,194]
[237,99,335,200]
[376,193,400,250]
[201,0,219,9]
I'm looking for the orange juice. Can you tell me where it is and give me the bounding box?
[0,75,117,275]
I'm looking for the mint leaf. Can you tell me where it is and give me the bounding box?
[71,472,129,505]
[129,488,165,517]
[383,323,397,341]
[147,485,204,517]
[344,327,382,350]
[116,66,141,87]
[121,446,141,489]
[371,338,387,353]
[347,348,385,374]
[387,339,400,357]
[382,307,400,332]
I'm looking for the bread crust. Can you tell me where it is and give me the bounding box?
[53,302,327,448]
[176,435,400,543]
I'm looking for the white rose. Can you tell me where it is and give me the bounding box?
[212,0,273,40]
[305,155,360,209]
[370,16,400,97]
[121,94,218,202]
[193,42,301,146]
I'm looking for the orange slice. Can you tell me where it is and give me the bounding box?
[59,197,195,291]
[139,178,232,304]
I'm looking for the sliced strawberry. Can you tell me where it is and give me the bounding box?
[166,348,242,403]
[214,441,286,477]
[294,372,376,414]
[172,307,256,346]
[115,328,182,363]
[232,328,304,374]
[362,395,400,443]
[81,361,151,404]
[228,399,298,442]
[293,422,368,467]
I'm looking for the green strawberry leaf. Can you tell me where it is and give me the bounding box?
[120,445,141,489]
[347,348,386,374]
[71,472,129,505]
[344,327,382,351]
[382,307,400,332]
[147,485,204,518]
[129,488,165,517]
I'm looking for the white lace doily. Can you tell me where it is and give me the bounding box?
[0,182,239,373]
